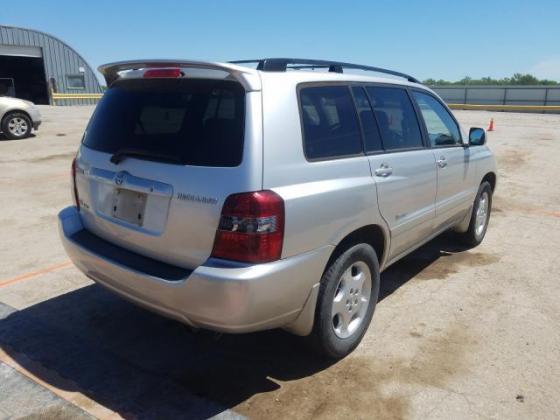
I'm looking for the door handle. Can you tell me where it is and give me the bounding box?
[436,156,447,168]
[375,163,393,177]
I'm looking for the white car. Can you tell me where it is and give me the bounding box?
[0,96,42,139]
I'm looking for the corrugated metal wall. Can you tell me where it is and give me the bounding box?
[0,25,102,105]
[431,86,560,113]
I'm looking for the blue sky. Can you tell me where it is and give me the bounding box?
[3,0,560,83]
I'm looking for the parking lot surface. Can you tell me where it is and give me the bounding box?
[1,106,559,419]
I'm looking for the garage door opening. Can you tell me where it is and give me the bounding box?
[0,55,50,104]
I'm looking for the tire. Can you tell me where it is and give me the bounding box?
[309,243,380,359]
[1,112,32,140]
[460,181,493,246]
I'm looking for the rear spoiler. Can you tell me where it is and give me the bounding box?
[98,59,261,91]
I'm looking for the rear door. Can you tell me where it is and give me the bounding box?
[74,76,261,269]
[412,91,473,228]
[353,85,437,261]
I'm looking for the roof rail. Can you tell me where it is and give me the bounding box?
[230,58,420,84]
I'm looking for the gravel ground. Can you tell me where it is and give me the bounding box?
[0,106,559,419]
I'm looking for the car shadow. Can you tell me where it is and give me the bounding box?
[0,233,473,418]
[0,133,36,141]
[380,231,473,301]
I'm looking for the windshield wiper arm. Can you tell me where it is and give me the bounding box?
[110,148,182,165]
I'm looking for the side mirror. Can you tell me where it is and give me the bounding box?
[469,127,486,146]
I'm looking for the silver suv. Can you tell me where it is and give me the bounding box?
[59,59,496,358]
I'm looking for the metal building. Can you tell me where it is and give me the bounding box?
[0,25,102,105]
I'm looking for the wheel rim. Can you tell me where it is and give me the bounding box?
[475,191,489,236]
[7,117,29,136]
[331,261,372,339]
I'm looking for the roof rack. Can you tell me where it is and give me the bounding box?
[229,58,420,84]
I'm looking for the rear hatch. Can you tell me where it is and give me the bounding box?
[74,72,262,269]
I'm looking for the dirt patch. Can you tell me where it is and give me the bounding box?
[29,152,75,163]
[493,196,560,219]
[235,326,473,419]
[414,252,500,281]
[491,196,505,214]
[26,405,91,420]
[497,149,527,171]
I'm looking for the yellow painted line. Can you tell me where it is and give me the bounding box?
[53,95,102,100]
[449,103,560,111]
[0,261,73,289]
[0,348,123,419]
[53,94,103,97]
[52,93,103,102]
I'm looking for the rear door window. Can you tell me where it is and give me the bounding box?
[83,79,245,167]
[351,86,383,153]
[413,91,462,146]
[365,86,424,151]
[299,85,363,160]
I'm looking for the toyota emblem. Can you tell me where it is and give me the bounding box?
[114,171,127,186]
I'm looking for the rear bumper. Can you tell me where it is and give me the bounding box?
[58,206,332,334]
[32,120,41,130]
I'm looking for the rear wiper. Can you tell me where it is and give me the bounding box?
[110,148,182,165]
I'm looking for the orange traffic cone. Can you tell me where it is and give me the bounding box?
[487,118,494,132]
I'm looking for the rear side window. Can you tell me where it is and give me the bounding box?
[83,79,245,167]
[351,86,383,153]
[365,86,423,151]
[413,91,461,146]
[300,86,362,160]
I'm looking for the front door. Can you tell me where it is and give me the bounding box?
[412,91,474,228]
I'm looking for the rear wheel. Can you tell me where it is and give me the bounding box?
[1,112,32,139]
[309,244,380,359]
[460,181,492,246]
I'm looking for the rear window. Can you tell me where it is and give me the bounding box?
[299,85,362,160]
[83,79,245,167]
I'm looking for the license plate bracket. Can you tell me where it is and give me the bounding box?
[111,188,147,226]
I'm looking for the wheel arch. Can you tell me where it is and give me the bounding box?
[482,172,497,192]
[1,109,32,127]
[283,223,387,337]
[326,224,388,272]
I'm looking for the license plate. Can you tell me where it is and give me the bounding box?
[111,188,147,226]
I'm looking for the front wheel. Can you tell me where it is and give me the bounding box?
[1,112,32,140]
[460,181,493,246]
[309,244,380,359]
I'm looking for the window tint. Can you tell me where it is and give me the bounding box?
[351,86,383,153]
[300,86,362,159]
[83,79,245,167]
[413,91,461,146]
[365,86,423,150]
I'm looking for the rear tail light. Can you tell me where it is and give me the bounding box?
[71,157,80,211]
[143,68,182,78]
[211,191,284,263]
